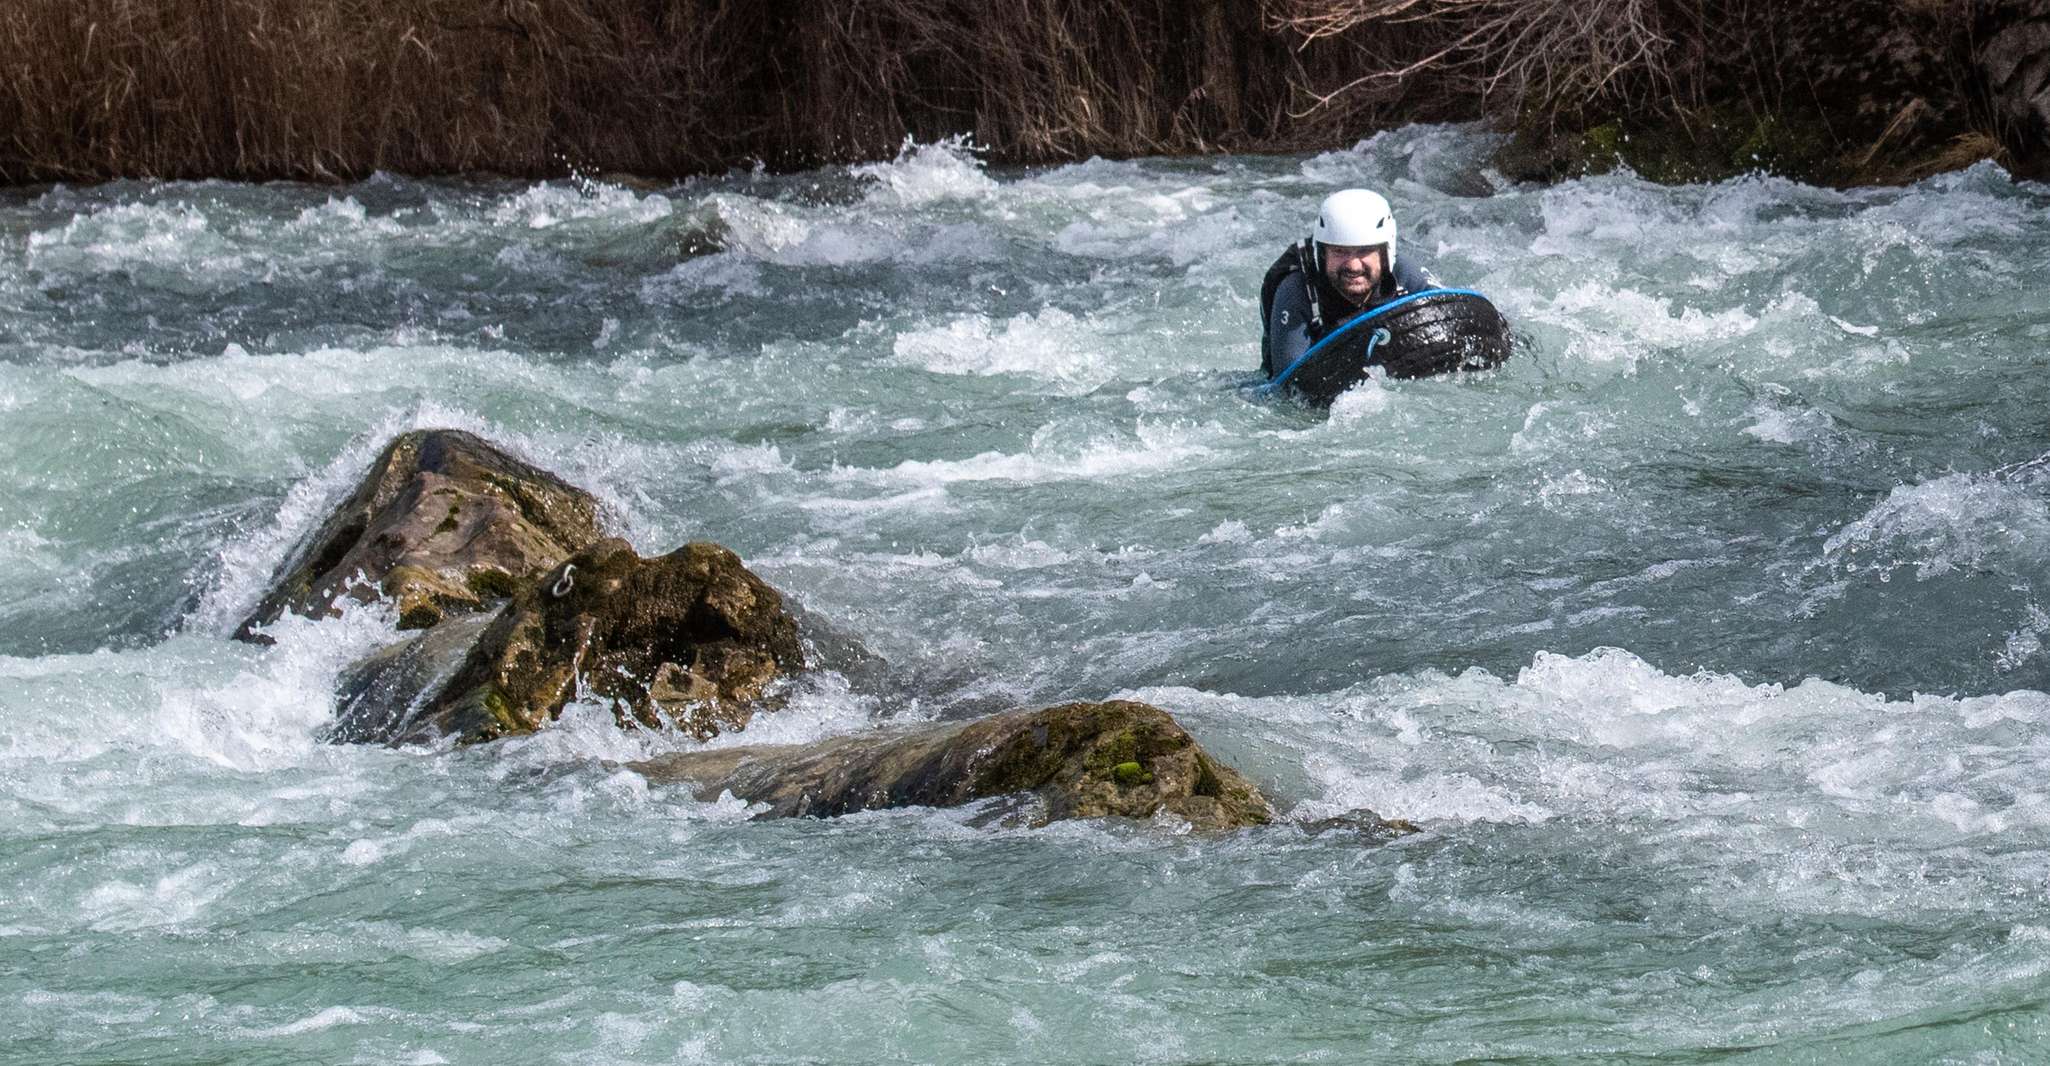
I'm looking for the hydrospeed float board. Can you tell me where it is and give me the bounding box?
[1260,288,1512,406]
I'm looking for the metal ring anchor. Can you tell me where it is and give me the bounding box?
[551,564,576,598]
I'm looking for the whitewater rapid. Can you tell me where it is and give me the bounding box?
[4,128,2050,1062]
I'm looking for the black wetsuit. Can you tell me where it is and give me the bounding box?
[1261,242,1438,378]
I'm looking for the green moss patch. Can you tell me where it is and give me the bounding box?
[466,566,520,599]
[397,601,443,630]
[1499,106,1856,186]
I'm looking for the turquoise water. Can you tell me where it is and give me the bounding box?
[4,127,2050,1063]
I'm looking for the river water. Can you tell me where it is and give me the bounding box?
[3,128,2049,1063]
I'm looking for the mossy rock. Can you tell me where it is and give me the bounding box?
[236,429,604,643]
[1486,1,1992,187]
[465,566,521,600]
[634,700,1276,830]
[1496,98,1976,188]
[349,537,806,746]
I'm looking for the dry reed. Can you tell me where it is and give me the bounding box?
[0,0,1398,183]
[0,0,2010,184]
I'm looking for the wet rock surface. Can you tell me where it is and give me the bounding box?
[1490,1,2028,186]
[1979,0,2050,177]
[632,700,1278,830]
[290,432,1308,835]
[1299,811,1423,843]
[338,538,806,746]
[236,429,603,642]
[328,614,497,744]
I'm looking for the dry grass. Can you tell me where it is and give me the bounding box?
[0,0,1374,182]
[0,0,829,181]
[0,0,2002,183]
[2,0,558,180]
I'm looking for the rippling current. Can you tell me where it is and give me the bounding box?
[4,127,2050,1063]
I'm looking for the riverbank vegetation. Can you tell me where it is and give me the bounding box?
[2,0,2042,185]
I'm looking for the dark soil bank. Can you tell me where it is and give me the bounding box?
[3,0,2045,185]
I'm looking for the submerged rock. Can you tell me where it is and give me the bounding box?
[236,429,603,642]
[327,613,497,744]
[335,538,805,745]
[631,699,1276,830]
[1300,812,1423,843]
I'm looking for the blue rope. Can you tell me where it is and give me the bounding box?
[1257,287,1489,396]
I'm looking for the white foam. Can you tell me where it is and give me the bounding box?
[1998,604,2050,672]
[823,421,1216,491]
[1512,646,1763,718]
[1147,646,2050,843]
[185,404,493,634]
[705,442,794,484]
[1822,471,2050,580]
[640,250,767,304]
[1046,188,1233,265]
[1537,469,1610,504]
[0,526,56,577]
[491,702,684,770]
[692,188,996,268]
[1273,502,1353,543]
[696,193,810,257]
[342,838,387,866]
[890,308,1117,392]
[1510,401,1615,455]
[17,989,161,1025]
[278,196,405,240]
[852,135,998,205]
[489,669,877,776]
[1297,136,1401,187]
[79,862,235,931]
[27,200,199,261]
[966,538,1072,570]
[26,201,253,288]
[1544,281,1761,355]
[1865,167,2040,242]
[1305,752,1555,824]
[798,485,953,519]
[239,1006,368,1038]
[373,922,509,964]
[174,399,640,635]
[1198,520,1252,545]
[766,222,901,266]
[487,181,673,230]
[1324,372,1396,420]
[1535,178,1693,250]
[155,609,397,772]
[1742,398,1836,444]
[0,620,369,779]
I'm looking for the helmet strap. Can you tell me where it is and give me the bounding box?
[1297,239,1325,332]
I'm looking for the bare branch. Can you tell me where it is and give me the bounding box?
[1271,0,1700,119]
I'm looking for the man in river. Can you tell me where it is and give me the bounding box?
[1260,188,1439,379]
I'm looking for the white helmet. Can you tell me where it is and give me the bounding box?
[1312,188,1397,273]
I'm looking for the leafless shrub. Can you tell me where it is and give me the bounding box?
[1269,0,1705,119]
